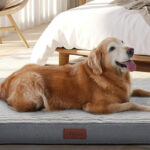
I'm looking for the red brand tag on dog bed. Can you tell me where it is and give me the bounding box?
[63,129,86,139]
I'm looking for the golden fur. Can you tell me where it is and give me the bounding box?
[1,37,150,114]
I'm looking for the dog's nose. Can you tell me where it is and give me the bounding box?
[127,48,134,57]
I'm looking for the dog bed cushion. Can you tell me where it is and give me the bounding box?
[0,78,150,144]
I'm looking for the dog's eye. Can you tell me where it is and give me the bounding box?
[109,46,115,52]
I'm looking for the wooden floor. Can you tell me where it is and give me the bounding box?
[0,23,47,58]
[1,24,150,149]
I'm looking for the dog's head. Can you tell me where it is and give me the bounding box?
[88,37,136,75]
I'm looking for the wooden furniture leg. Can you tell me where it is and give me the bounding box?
[59,53,69,66]
[7,14,29,48]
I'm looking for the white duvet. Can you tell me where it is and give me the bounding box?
[30,0,150,65]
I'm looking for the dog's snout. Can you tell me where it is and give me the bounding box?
[127,48,134,57]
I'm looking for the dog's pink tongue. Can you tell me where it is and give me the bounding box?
[122,61,136,72]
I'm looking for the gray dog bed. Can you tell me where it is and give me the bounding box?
[0,78,150,144]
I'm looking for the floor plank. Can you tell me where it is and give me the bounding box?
[0,24,47,58]
[0,145,150,150]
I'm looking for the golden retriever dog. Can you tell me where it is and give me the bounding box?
[1,37,150,114]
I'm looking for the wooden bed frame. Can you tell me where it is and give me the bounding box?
[56,0,150,72]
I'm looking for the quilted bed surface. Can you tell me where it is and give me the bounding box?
[0,78,150,124]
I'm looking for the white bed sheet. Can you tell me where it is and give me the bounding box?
[30,0,150,65]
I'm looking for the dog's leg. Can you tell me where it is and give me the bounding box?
[7,72,48,112]
[83,102,106,114]
[132,89,150,97]
[107,102,150,113]
[83,102,150,114]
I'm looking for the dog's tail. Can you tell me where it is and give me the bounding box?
[0,82,3,100]
[0,81,7,101]
[0,82,2,100]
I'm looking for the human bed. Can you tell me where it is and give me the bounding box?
[30,0,150,72]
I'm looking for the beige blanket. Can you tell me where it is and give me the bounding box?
[111,0,150,26]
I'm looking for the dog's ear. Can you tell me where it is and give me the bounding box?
[88,49,103,75]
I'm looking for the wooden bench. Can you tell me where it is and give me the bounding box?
[56,48,150,72]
